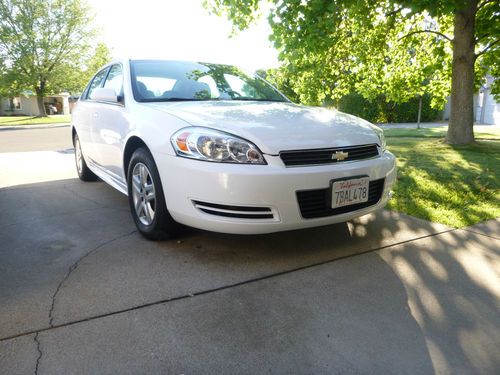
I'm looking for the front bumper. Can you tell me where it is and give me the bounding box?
[154,151,397,234]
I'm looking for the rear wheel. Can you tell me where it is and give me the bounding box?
[127,147,179,240]
[74,133,98,181]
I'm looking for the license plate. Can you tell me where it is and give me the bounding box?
[331,176,370,209]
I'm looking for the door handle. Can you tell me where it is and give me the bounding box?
[92,112,99,118]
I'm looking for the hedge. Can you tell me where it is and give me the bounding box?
[337,93,441,123]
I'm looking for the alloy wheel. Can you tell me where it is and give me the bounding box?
[131,162,156,225]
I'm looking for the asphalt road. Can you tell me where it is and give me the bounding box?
[1,126,499,374]
[0,125,72,153]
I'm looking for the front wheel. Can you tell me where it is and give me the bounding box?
[127,148,179,240]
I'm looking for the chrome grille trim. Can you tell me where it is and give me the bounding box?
[280,144,379,167]
[192,200,275,220]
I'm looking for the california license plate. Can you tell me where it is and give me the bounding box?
[331,176,370,209]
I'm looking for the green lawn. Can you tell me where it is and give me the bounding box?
[383,125,500,140]
[0,115,71,126]
[386,137,499,228]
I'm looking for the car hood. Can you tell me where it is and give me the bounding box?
[143,101,380,155]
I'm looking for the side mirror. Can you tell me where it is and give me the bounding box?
[90,87,118,103]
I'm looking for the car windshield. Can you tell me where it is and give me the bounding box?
[130,60,289,103]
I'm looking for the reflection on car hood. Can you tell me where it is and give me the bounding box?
[143,101,379,155]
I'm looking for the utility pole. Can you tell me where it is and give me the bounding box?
[417,96,422,129]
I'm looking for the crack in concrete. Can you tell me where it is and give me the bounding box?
[0,227,455,344]
[461,228,500,241]
[33,333,42,375]
[48,230,137,327]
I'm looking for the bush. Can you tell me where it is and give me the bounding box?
[383,94,441,123]
[337,93,380,122]
[337,93,441,123]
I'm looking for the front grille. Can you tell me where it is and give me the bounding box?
[296,178,385,219]
[280,144,379,166]
[192,200,274,219]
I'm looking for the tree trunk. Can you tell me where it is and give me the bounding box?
[35,82,47,117]
[446,0,477,144]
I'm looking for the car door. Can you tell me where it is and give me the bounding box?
[90,63,128,185]
[75,67,109,164]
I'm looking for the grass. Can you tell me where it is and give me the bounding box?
[386,137,500,228]
[383,125,500,140]
[0,115,71,126]
[1,115,496,227]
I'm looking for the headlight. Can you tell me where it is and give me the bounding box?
[372,126,386,152]
[171,127,266,164]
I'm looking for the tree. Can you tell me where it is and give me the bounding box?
[256,67,301,102]
[82,43,112,84]
[206,0,499,144]
[0,0,96,116]
[61,42,112,94]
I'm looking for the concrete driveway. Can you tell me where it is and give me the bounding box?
[1,126,499,374]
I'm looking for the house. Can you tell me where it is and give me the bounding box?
[443,75,500,126]
[0,92,71,116]
[475,76,499,125]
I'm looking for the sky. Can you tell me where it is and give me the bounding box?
[87,0,280,72]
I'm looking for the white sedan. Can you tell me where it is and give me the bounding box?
[72,59,396,240]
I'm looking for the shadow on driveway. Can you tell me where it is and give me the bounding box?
[1,178,498,373]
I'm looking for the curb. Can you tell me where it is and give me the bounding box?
[0,123,71,131]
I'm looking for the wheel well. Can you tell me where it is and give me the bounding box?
[123,136,149,176]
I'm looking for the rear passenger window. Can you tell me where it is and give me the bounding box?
[104,64,123,97]
[86,68,109,100]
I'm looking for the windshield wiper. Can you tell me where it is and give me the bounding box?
[230,98,288,103]
[139,97,288,103]
[140,98,218,102]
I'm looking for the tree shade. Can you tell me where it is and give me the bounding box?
[205,0,500,144]
[0,0,101,116]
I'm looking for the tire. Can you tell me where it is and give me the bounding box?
[74,133,98,181]
[127,147,179,240]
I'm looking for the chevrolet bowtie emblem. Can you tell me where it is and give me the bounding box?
[332,151,349,161]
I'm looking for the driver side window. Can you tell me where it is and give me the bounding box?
[86,68,109,100]
[103,64,124,98]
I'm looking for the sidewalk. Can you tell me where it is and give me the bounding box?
[379,121,496,128]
